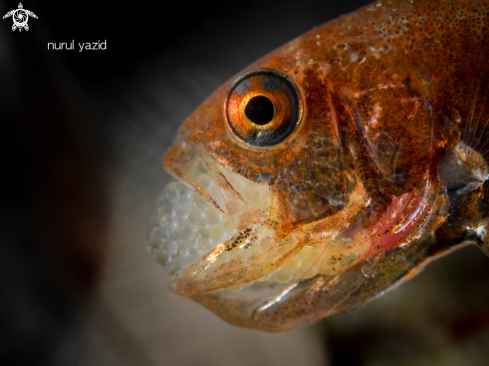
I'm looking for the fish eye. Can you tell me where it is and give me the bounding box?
[223,68,303,147]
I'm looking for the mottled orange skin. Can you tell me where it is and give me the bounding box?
[162,0,489,331]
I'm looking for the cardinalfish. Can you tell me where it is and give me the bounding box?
[147,0,489,331]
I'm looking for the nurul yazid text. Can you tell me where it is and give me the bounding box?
[47,40,106,51]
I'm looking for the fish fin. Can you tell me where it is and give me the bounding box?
[462,68,489,164]
[439,143,489,195]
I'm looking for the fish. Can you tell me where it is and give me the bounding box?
[147,0,489,332]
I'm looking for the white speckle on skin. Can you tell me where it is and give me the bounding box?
[316,34,320,38]
[349,52,359,62]
[377,2,382,6]
[317,42,320,45]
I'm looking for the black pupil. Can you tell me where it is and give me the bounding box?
[244,95,274,125]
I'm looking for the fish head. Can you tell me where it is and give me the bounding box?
[147,36,376,331]
[149,20,449,331]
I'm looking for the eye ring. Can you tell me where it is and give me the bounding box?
[223,68,304,148]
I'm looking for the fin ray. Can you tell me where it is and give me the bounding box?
[462,69,489,163]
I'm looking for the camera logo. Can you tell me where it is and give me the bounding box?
[3,3,38,32]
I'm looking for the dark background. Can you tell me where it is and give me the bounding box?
[1,0,488,365]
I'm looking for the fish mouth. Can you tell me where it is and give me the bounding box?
[148,174,322,287]
[148,139,323,290]
[147,139,338,329]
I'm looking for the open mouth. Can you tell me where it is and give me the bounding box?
[147,154,326,292]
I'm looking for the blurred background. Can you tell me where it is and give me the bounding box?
[1,0,488,365]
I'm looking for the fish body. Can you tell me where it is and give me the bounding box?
[148,0,489,331]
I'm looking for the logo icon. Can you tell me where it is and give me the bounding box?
[3,3,37,32]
